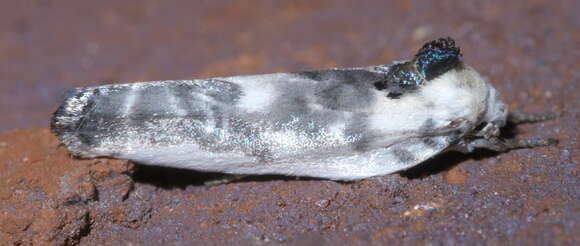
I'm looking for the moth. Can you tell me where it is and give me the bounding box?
[52,38,556,181]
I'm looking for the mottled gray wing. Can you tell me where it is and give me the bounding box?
[51,67,391,159]
[51,78,243,157]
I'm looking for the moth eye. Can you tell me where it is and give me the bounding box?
[414,37,463,81]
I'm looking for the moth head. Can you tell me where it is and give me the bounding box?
[413,37,462,81]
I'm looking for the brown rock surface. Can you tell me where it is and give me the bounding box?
[0,0,578,245]
[0,129,137,245]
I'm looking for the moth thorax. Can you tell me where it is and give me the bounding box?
[414,37,463,81]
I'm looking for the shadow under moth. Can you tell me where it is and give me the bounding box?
[51,38,557,181]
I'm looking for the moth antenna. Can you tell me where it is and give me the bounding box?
[502,137,559,149]
[466,137,558,152]
[507,111,560,125]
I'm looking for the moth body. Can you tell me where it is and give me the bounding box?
[52,38,553,181]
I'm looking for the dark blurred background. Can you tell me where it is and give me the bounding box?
[1,0,576,133]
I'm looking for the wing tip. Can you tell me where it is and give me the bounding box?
[51,87,98,157]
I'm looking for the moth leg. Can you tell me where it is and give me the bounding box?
[468,137,558,152]
[203,174,249,186]
[507,112,559,125]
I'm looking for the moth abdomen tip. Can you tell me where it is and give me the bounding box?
[414,37,463,81]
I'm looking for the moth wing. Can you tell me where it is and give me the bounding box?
[220,134,456,181]
[51,78,245,158]
[51,67,388,160]
[52,66,457,181]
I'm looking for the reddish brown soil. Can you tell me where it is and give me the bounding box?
[0,0,578,245]
[0,129,135,245]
